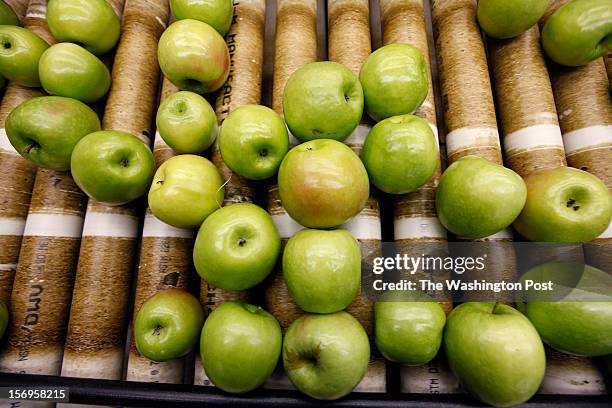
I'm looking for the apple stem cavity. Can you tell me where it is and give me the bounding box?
[259,149,268,157]
[237,237,247,247]
[119,158,129,167]
[566,197,580,211]
[2,41,10,49]
[24,142,39,154]
[153,324,163,336]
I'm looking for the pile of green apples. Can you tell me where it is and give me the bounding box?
[0,0,611,406]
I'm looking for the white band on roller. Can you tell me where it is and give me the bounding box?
[344,124,371,146]
[0,217,26,236]
[142,212,194,238]
[342,215,382,240]
[599,221,612,239]
[394,217,447,240]
[25,1,46,19]
[271,212,303,239]
[562,125,612,155]
[82,211,138,238]
[446,127,501,156]
[0,129,18,155]
[503,124,565,153]
[0,263,16,271]
[153,131,169,150]
[23,213,84,238]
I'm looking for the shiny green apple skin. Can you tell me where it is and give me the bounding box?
[542,0,612,67]
[436,155,526,239]
[283,311,370,400]
[0,302,8,340]
[513,167,611,242]
[375,300,446,365]
[134,288,204,362]
[0,1,20,26]
[283,229,360,313]
[6,96,100,170]
[0,26,48,87]
[201,301,282,393]
[444,302,545,407]
[278,139,369,228]
[170,0,233,36]
[156,91,217,154]
[148,154,224,228]
[359,43,428,122]
[193,203,280,291]
[38,43,111,103]
[283,61,364,142]
[219,104,288,180]
[477,0,550,39]
[363,114,438,194]
[71,130,155,205]
[47,0,120,55]
[158,19,230,94]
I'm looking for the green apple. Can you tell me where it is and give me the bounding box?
[71,130,155,205]
[193,203,280,290]
[283,311,370,400]
[513,166,611,242]
[363,114,438,194]
[170,0,234,36]
[0,301,8,340]
[201,301,282,393]
[156,91,218,154]
[0,26,48,87]
[283,229,360,313]
[219,104,288,180]
[278,139,369,228]
[158,19,230,94]
[283,61,364,142]
[134,288,204,362]
[359,43,428,122]
[38,43,111,103]
[477,0,550,39]
[436,155,526,239]
[444,302,545,407]
[47,0,121,55]
[148,154,224,228]
[6,96,100,170]
[0,1,20,26]
[542,0,612,66]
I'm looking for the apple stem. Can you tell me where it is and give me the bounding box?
[491,301,500,314]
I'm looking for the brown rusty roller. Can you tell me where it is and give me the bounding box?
[3,0,28,23]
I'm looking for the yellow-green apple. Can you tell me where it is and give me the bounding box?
[71,130,155,205]
[444,302,545,407]
[6,96,100,170]
[278,139,369,228]
[47,0,121,55]
[219,104,288,180]
[38,43,111,103]
[156,91,217,154]
[363,114,438,194]
[477,0,550,39]
[283,61,363,142]
[0,26,48,87]
[542,0,612,66]
[148,154,224,228]
[513,166,611,242]
[170,0,234,36]
[0,1,20,25]
[193,203,280,291]
[0,301,8,340]
[283,229,360,313]
[283,311,370,400]
[134,288,204,362]
[201,301,282,393]
[158,19,230,94]
[436,155,526,239]
[359,43,428,122]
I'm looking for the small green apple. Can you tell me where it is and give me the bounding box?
[283,311,370,400]
[278,139,369,228]
[134,288,204,362]
[363,114,438,194]
[156,91,218,154]
[0,1,20,26]
[359,43,428,122]
[513,166,611,242]
[201,301,282,393]
[477,0,550,39]
[170,0,234,36]
[193,203,280,291]
[219,104,289,180]
[0,301,8,340]
[39,43,111,103]
[158,19,230,94]
[47,0,121,55]
[283,61,364,142]
[283,229,360,313]
[6,96,100,170]
[148,154,224,228]
[436,155,526,239]
[71,130,155,205]
[542,0,612,66]
[0,26,48,87]
[444,302,546,407]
